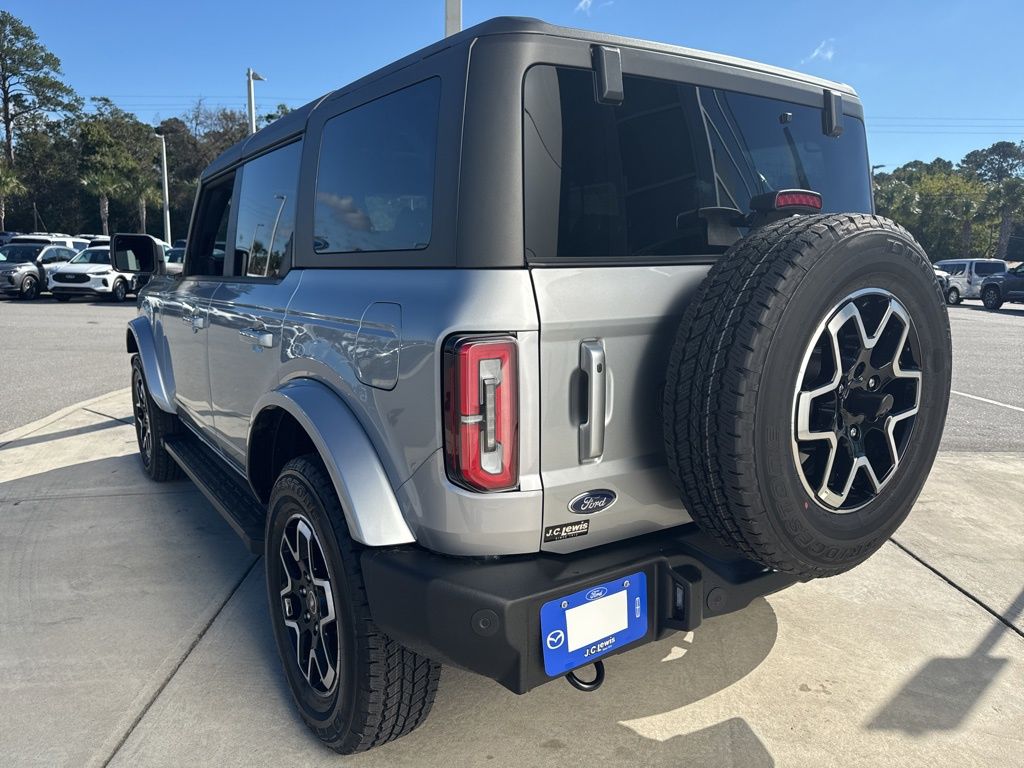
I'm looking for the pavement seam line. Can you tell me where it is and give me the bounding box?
[950,389,1024,414]
[99,556,262,767]
[889,538,1024,643]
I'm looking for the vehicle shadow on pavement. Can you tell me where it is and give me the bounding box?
[0,418,124,450]
[168,566,781,768]
[866,587,1023,734]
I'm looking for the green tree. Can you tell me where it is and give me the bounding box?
[0,11,79,166]
[0,160,24,230]
[960,141,1024,260]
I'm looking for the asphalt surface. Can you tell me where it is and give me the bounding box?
[0,294,137,433]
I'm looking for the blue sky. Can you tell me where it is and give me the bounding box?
[9,0,1023,169]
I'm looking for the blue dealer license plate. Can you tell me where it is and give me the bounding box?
[539,572,647,677]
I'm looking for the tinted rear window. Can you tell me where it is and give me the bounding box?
[974,262,1005,276]
[524,66,872,261]
[314,78,440,254]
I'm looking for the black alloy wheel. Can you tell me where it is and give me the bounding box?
[982,285,1003,310]
[794,290,921,512]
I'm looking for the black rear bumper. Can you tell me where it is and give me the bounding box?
[362,524,797,694]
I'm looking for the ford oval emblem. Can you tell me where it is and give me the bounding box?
[568,489,617,515]
[586,587,608,601]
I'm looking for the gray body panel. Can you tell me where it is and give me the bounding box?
[128,17,873,557]
[531,266,707,553]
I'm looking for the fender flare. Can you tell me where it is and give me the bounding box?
[127,316,175,413]
[249,379,416,547]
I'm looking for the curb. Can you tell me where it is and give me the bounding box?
[0,388,132,447]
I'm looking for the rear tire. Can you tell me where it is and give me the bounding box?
[131,355,183,481]
[946,286,961,305]
[982,285,1003,310]
[664,214,951,579]
[266,455,440,754]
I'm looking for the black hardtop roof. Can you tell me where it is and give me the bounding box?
[203,16,858,180]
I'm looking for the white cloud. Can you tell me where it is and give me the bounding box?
[575,0,594,12]
[801,38,836,65]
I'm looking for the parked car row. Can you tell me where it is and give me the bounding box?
[0,232,169,302]
[934,258,1024,310]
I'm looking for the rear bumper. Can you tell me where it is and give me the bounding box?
[362,523,797,694]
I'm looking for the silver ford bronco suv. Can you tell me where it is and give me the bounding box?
[112,18,952,754]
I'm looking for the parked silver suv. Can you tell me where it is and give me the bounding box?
[112,18,952,754]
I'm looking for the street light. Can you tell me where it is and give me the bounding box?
[154,131,171,244]
[445,0,461,36]
[247,68,266,135]
[871,164,887,175]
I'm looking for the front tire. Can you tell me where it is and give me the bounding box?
[664,214,951,579]
[266,455,440,755]
[131,355,183,481]
[946,286,962,305]
[982,285,1004,310]
[110,279,128,302]
[20,275,39,300]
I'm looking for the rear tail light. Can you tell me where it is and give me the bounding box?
[443,335,519,492]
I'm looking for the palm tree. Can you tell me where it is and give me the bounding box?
[81,169,123,236]
[0,161,25,231]
[123,165,158,234]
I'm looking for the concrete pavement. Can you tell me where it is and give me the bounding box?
[0,389,1021,767]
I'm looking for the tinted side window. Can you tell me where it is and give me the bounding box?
[234,141,302,278]
[524,66,873,261]
[945,262,966,276]
[314,78,440,254]
[187,175,234,277]
[974,262,1005,276]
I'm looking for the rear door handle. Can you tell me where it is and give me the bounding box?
[579,339,606,463]
[239,327,273,348]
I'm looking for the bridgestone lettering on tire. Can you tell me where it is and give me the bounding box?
[663,214,952,579]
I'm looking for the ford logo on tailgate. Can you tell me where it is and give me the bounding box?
[568,489,617,515]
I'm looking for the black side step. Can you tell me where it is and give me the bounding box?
[163,433,265,554]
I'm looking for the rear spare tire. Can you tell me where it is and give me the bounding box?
[664,214,951,579]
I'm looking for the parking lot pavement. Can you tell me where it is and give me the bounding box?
[0,296,137,434]
[0,393,257,767]
[0,301,1022,767]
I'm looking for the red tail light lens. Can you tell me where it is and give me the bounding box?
[775,190,822,210]
[443,335,519,492]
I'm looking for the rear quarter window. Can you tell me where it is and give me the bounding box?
[523,65,872,262]
[313,78,440,255]
[973,262,1006,276]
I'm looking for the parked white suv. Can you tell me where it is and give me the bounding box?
[48,246,136,302]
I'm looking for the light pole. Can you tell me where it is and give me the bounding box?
[247,68,266,135]
[871,164,887,176]
[154,132,171,244]
[445,0,461,36]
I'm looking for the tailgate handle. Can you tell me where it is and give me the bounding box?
[579,339,606,463]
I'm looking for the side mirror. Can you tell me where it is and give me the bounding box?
[111,233,165,275]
